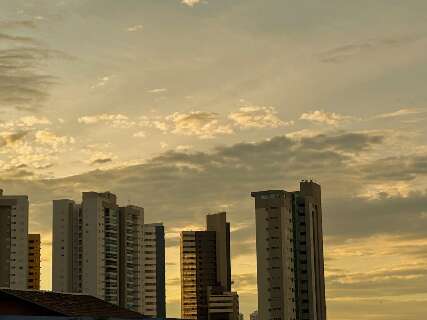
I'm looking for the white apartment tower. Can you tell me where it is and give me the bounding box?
[0,190,29,290]
[82,192,120,304]
[141,223,166,318]
[52,199,82,293]
[53,192,145,313]
[251,181,327,320]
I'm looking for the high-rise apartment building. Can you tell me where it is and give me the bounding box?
[53,192,146,313]
[81,192,121,304]
[251,180,327,320]
[207,286,239,320]
[181,212,239,320]
[206,212,231,291]
[250,310,258,320]
[141,223,166,318]
[181,231,217,320]
[0,190,29,290]
[119,206,144,312]
[28,234,41,290]
[52,199,81,293]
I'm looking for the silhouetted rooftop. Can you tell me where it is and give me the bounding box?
[0,289,143,319]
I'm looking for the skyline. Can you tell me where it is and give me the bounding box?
[1,0,427,319]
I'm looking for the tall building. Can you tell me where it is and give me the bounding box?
[249,310,258,320]
[141,223,166,318]
[181,231,217,320]
[181,212,239,320]
[53,192,145,313]
[207,287,239,320]
[251,180,327,320]
[81,192,121,305]
[52,199,81,293]
[119,205,144,312]
[293,181,326,320]
[28,234,41,290]
[206,212,231,291]
[0,190,29,290]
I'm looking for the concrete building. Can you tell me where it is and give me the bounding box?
[52,199,82,293]
[53,192,146,314]
[28,234,41,290]
[251,180,327,320]
[206,212,231,291]
[81,192,120,305]
[118,205,144,312]
[141,223,166,318]
[249,311,258,320]
[207,287,239,320]
[0,190,29,290]
[181,231,217,320]
[181,212,239,320]
[293,181,326,320]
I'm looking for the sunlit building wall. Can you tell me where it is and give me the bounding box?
[28,234,41,290]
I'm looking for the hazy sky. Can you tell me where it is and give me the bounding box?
[1,0,427,319]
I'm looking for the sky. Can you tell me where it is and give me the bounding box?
[1,0,427,319]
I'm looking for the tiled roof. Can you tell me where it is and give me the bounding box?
[0,289,143,319]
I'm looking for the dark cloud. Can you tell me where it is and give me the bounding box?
[0,20,38,29]
[0,20,65,111]
[300,132,384,152]
[362,155,427,181]
[327,264,427,298]
[0,131,421,237]
[0,131,29,146]
[325,191,427,238]
[90,158,113,165]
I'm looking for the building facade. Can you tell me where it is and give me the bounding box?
[207,287,239,320]
[206,212,231,291]
[52,199,81,293]
[249,311,258,320]
[181,212,239,320]
[53,192,146,314]
[119,205,144,312]
[141,223,166,318]
[181,231,217,320]
[293,182,326,320]
[251,181,327,320]
[0,190,29,290]
[28,234,41,290]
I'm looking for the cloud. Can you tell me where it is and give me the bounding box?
[167,111,233,139]
[229,106,292,129]
[0,47,58,111]
[127,24,143,32]
[90,157,113,165]
[90,76,111,89]
[0,19,67,111]
[319,34,425,63]
[34,130,75,150]
[0,131,29,147]
[0,116,51,130]
[374,108,427,119]
[78,114,135,129]
[0,20,37,29]
[357,155,427,183]
[300,110,354,126]
[133,131,146,138]
[181,0,202,7]
[147,88,167,94]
